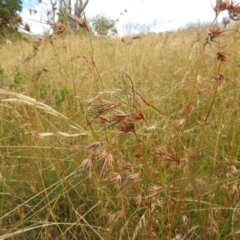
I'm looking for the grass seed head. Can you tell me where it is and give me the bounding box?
[80,158,92,169]
[22,52,37,63]
[101,100,118,109]
[98,114,109,123]
[210,220,219,236]
[176,118,186,126]
[52,22,67,34]
[154,148,167,156]
[213,73,230,82]
[135,193,142,206]
[213,0,229,16]
[80,158,92,177]
[16,206,24,221]
[121,161,134,172]
[208,26,223,40]
[229,230,240,237]
[231,184,239,195]
[147,185,162,197]
[99,153,113,176]
[86,142,100,150]
[107,213,117,226]
[216,52,227,62]
[86,142,101,158]
[28,8,37,15]
[33,38,43,51]
[227,0,240,20]
[181,214,189,226]
[117,122,135,136]
[69,15,89,31]
[135,147,143,158]
[30,185,40,195]
[15,15,23,24]
[173,231,182,240]
[183,103,195,114]
[128,109,145,123]
[24,23,31,32]
[108,172,122,182]
[121,172,140,189]
[113,109,127,123]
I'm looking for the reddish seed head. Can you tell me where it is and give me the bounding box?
[213,0,229,15]
[216,52,227,62]
[15,15,23,24]
[128,109,145,123]
[69,15,89,31]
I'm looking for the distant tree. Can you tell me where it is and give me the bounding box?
[0,0,22,35]
[92,15,117,36]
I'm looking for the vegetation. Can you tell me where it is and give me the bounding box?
[1,1,240,239]
[0,0,22,35]
[91,15,118,36]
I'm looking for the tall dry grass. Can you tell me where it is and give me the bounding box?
[1,2,240,239]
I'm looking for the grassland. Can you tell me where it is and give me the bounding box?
[0,18,240,239]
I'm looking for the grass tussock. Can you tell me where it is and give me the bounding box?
[1,3,240,239]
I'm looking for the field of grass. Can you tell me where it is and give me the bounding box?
[1,12,240,240]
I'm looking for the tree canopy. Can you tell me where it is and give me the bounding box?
[0,0,22,34]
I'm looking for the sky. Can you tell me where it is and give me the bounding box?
[20,0,226,35]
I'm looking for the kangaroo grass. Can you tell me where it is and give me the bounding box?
[1,1,240,239]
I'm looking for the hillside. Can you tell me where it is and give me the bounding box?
[1,21,240,239]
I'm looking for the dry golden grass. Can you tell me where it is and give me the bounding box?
[1,9,240,239]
